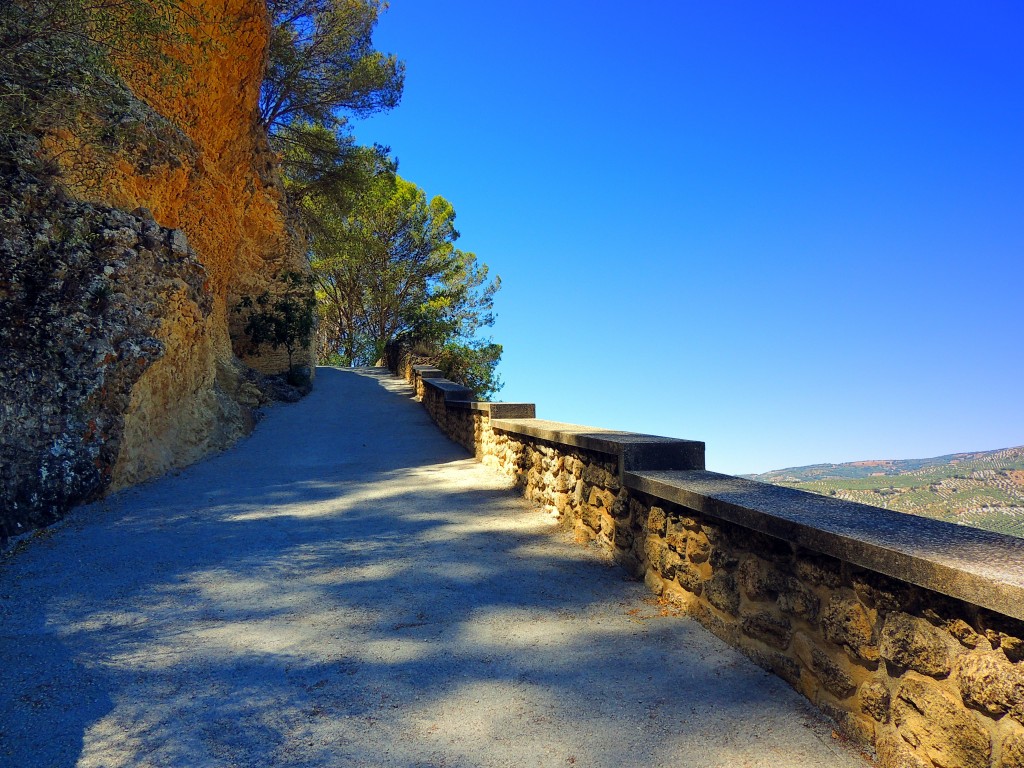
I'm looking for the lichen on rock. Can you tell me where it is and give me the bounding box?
[1,0,312,542]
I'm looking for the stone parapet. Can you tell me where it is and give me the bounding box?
[385,363,1024,768]
[627,470,1024,622]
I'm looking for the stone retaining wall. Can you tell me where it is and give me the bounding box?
[393,363,1024,768]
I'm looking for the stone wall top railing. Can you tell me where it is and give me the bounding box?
[397,361,1024,768]
[628,469,1024,622]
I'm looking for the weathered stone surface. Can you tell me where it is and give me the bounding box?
[672,560,703,594]
[986,627,1024,664]
[686,531,711,563]
[893,678,991,768]
[875,733,931,768]
[1002,731,1024,768]
[794,551,844,588]
[822,592,879,662]
[661,550,684,581]
[1004,635,1024,664]
[860,679,891,722]
[644,569,664,596]
[647,505,667,537]
[880,612,953,678]
[739,557,785,601]
[954,651,1024,717]
[553,471,574,493]
[811,646,857,699]
[0,170,251,540]
[664,518,687,551]
[794,631,857,700]
[745,646,802,686]
[704,571,740,616]
[573,478,586,506]
[587,486,616,510]
[778,579,820,621]
[582,463,610,488]
[645,536,667,573]
[741,610,793,650]
[853,571,903,614]
[947,619,986,649]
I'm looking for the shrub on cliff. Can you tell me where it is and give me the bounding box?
[0,0,188,160]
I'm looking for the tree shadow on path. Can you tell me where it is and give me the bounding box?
[0,368,865,767]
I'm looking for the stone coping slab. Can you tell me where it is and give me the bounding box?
[422,377,474,401]
[490,418,705,473]
[447,401,537,419]
[626,469,1024,621]
[411,365,445,379]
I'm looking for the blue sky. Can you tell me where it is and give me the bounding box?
[353,2,1024,474]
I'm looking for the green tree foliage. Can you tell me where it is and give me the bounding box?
[432,341,503,400]
[261,0,403,203]
[260,0,403,132]
[235,271,317,383]
[0,0,188,158]
[305,167,503,396]
[259,0,501,396]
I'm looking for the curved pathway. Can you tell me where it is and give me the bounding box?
[0,368,868,767]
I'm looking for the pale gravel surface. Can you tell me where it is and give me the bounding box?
[0,367,870,767]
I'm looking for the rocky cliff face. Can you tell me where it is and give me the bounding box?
[0,0,308,542]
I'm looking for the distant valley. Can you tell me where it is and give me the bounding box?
[747,446,1024,539]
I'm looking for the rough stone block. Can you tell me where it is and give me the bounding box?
[661,549,684,580]
[954,651,1024,717]
[822,592,879,662]
[647,505,667,537]
[741,610,793,650]
[946,619,987,649]
[705,571,740,616]
[860,679,891,723]
[685,531,711,564]
[580,503,601,533]
[811,646,857,699]
[744,645,801,687]
[794,551,844,588]
[875,733,931,768]
[892,678,991,768]
[645,537,667,573]
[853,571,904,614]
[778,579,820,621]
[1002,730,1024,768]
[644,569,664,596]
[587,486,616,510]
[739,556,786,601]
[675,562,703,595]
[665,520,688,552]
[880,612,954,678]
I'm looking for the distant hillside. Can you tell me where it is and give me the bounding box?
[747,446,1024,539]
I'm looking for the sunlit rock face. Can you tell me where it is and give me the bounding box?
[1,0,307,540]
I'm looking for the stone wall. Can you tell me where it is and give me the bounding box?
[393,364,1024,768]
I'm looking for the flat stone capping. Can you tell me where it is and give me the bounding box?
[422,377,474,401]
[411,365,446,379]
[490,418,705,474]
[447,401,537,419]
[626,469,1024,621]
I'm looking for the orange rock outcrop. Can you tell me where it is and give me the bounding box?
[46,0,307,488]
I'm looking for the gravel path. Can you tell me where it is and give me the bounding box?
[0,367,869,767]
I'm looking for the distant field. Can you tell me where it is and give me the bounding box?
[747,446,1024,539]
